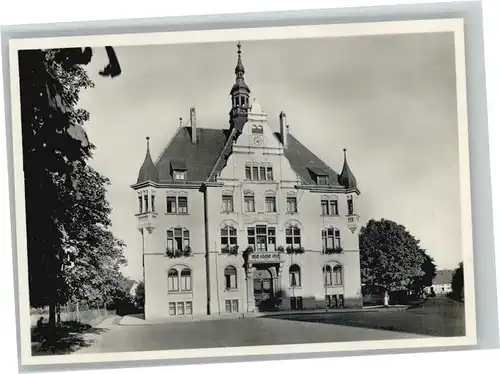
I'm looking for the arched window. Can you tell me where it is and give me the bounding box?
[221,225,238,247]
[289,264,301,287]
[224,266,237,289]
[322,228,341,251]
[180,268,192,291]
[168,269,179,291]
[333,264,343,285]
[323,265,332,286]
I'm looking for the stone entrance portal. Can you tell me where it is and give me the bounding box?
[253,269,273,309]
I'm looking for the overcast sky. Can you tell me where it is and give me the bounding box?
[78,31,462,281]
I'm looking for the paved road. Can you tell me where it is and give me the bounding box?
[75,316,425,354]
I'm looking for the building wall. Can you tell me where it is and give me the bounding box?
[136,105,362,320]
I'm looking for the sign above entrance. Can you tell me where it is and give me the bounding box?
[249,252,282,263]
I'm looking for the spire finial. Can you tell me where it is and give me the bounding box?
[343,148,347,159]
[146,136,150,150]
[237,41,242,55]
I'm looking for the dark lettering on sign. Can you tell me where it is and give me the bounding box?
[250,253,281,262]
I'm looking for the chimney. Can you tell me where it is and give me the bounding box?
[279,111,288,148]
[190,107,197,144]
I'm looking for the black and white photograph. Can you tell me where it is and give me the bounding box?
[7,18,476,367]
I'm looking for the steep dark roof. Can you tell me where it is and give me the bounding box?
[434,270,454,285]
[137,138,159,183]
[155,127,228,183]
[146,127,345,187]
[282,134,341,186]
[339,149,357,189]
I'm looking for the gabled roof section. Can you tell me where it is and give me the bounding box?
[155,127,228,183]
[281,133,341,186]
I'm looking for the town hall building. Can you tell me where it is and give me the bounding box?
[131,43,362,320]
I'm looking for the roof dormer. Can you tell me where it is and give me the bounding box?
[171,159,188,182]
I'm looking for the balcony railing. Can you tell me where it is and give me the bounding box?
[347,214,360,232]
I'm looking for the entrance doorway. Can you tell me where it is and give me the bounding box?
[253,269,274,311]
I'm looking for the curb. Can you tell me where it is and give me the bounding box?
[118,307,408,326]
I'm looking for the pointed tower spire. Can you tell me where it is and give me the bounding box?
[229,41,251,133]
[339,148,357,189]
[235,41,245,76]
[137,136,159,183]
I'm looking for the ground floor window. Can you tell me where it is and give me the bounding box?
[290,296,303,310]
[225,299,239,313]
[326,294,344,308]
[169,301,193,316]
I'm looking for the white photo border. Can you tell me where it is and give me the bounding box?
[8,18,476,367]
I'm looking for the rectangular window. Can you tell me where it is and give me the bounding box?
[166,196,177,213]
[256,225,267,252]
[247,227,255,248]
[321,198,338,216]
[169,302,176,315]
[185,302,193,315]
[222,195,234,212]
[138,196,143,213]
[166,229,190,250]
[347,198,354,215]
[265,196,276,213]
[267,227,276,251]
[252,167,259,180]
[338,295,344,308]
[259,167,266,181]
[297,296,303,310]
[144,195,149,212]
[317,176,328,185]
[321,199,329,215]
[322,228,341,251]
[178,196,188,214]
[151,195,155,212]
[286,197,297,213]
[290,297,297,310]
[177,302,185,315]
[244,195,255,212]
[232,300,239,313]
[225,300,232,313]
[174,171,186,181]
[266,167,274,180]
[329,200,338,215]
[245,166,252,180]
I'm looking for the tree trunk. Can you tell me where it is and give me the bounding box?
[383,290,390,307]
[48,303,56,326]
[56,304,61,324]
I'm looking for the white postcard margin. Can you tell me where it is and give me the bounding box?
[7,18,476,367]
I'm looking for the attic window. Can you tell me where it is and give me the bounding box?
[174,171,186,181]
[252,123,263,134]
[317,176,329,185]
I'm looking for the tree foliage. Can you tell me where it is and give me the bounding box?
[19,48,125,326]
[409,249,437,296]
[451,262,464,301]
[359,219,427,304]
[134,281,145,311]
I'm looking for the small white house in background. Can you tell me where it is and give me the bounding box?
[426,269,454,295]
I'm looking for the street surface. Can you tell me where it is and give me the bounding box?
[72,296,463,354]
[76,316,424,354]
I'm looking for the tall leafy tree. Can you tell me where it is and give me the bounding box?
[409,249,437,296]
[359,219,426,306]
[19,47,122,326]
[451,262,464,301]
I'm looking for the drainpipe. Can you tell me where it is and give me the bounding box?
[203,186,211,315]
